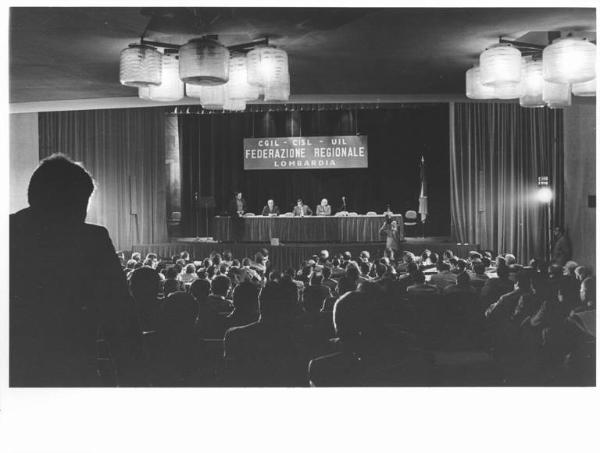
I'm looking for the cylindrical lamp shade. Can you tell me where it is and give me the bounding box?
[228,54,259,100]
[543,80,571,108]
[147,54,184,101]
[543,37,596,84]
[466,66,495,99]
[246,46,289,88]
[519,58,545,108]
[120,44,162,87]
[480,43,521,87]
[264,71,290,102]
[199,85,226,109]
[495,82,520,99]
[572,78,596,97]
[179,37,230,86]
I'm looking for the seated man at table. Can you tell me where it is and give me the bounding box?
[261,198,280,216]
[293,198,313,217]
[316,198,332,216]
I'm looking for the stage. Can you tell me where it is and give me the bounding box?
[132,237,478,271]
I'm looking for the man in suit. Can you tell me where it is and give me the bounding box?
[10,154,141,386]
[552,226,572,266]
[261,198,280,216]
[379,216,404,261]
[316,198,332,216]
[293,198,313,216]
[228,191,246,242]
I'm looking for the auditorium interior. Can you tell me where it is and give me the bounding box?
[7,6,597,391]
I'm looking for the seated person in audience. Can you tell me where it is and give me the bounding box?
[335,275,359,301]
[308,290,429,386]
[429,261,457,291]
[222,250,233,266]
[10,154,140,386]
[452,259,468,275]
[293,198,313,216]
[163,265,184,296]
[470,261,489,290]
[330,258,346,279]
[480,264,514,310]
[396,251,415,273]
[241,257,261,282]
[359,250,371,264]
[442,249,454,262]
[226,281,259,329]
[485,271,532,322]
[512,272,547,325]
[180,263,198,286]
[318,249,331,266]
[131,252,142,263]
[261,198,280,216]
[316,198,332,216]
[150,291,200,386]
[322,266,338,296]
[575,265,592,283]
[190,279,220,339]
[444,271,477,296]
[305,273,332,304]
[224,282,304,386]
[406,270,439,296]
[179,250,191,264]
[206,275,234,313]
[129,267,163,334]
[358,261,372,285]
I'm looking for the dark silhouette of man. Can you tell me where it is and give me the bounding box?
[10,154,141,386]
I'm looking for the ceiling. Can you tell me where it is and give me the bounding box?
[9,7,597,106]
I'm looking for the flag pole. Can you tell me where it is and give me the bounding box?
[418,155,428,238]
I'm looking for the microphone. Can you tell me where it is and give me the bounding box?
[194,192,198,201]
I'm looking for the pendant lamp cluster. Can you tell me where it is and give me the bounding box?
[120,35,291,110]
[466,34,596,108]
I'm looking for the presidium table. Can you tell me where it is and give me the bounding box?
[213,214,403,243]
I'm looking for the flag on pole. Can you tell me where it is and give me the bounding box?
[418,155,428,222]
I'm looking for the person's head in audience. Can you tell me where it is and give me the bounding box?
[343,251,352,262]
[133,261,144,270]
[174,259,185,271]
[528,258,542,272]
[473,262,486,276]
[497,263,509,280]
[126,259,137,271]
[406,262,419,276]
[232,281,259,315]
[496,256,506,268]
[403,251,415,264]
[332,291,383,348]
[456,259,468,273]
[345,264,360,282]
[211,275,231,298]
[27,154,95,223]
[163,291,198,331]
[379,256,391,266]
[575,266,592,282]
[212,254,222,266]
[482,257,491,268]
[468,251,482,261]
[548,264,563,280]
[190,278,211,302]
[180,251,190,263]
[235,191,243,201]
[564,260,578,276]
[456,271,472,287]
[322,266,333,281]
[131,252,142,262]
[504,254,516,266]
[332,257,342,268]
[254,252,265,265]
[259,282,295,323]
[165,266,179,280]
[129,267,161,302]
[145,253,158,263]
[448,257,458,270]
[231,259,241,268]
[219,263,229,275]
[359,261,370,277]
[319,249,329,262]
[515,271,532,292]
[223,250,233,263]
[359,251,370,263]
[241,257,252,268]
[337,276,358,296]
[183,263,196,275]
[443,250,454,261]
[376,263,388,278]
[580,277,595,309]
[143,258,155,268]
[163,279,180,297]
[429,252,439,265]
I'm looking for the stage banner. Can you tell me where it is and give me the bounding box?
[243,135,368,170]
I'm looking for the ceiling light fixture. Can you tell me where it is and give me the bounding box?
[466,33,596,108]
[119,44,162,87]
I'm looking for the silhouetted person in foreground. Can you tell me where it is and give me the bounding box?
[10,154,141,386]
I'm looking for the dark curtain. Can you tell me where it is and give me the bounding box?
[38,108,168,251]
[178,104,450,237]
[450,103,564,262]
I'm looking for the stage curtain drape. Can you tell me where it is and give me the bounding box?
[450,103,564,262]
[178,105,450,237]
[38,108,168,251]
